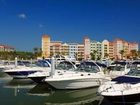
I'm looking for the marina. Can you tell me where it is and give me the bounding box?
[0,77,140,105]
[0,59,140,105]
[0,0,140,105]
[0,77,103,105]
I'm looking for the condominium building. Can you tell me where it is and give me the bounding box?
[0,44,15,52]
[112,39,139,59]
[84,37,90,59]
[61,43,69,56]
[109,42,114,59]
[129,42,139,52]
[77,44,84,60]
[42,35,84,60]
[102,40,109,59]
[42,35,139,60]
[50,41,62,56]
[90,40,102,60]
[113,38,124,59]
[42,35,50,58]
[68,43,78,58]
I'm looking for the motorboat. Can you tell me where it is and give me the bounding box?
[3,60,51,79]
[98,61,140,103]
[27,60,77,83]
[0,60,30,71]
[44,60,111,89]
[106,61,130,78]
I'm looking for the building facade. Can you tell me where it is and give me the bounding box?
[102,40,110,59]
[42,35,139,60]
[42,35,85,60]
[90,40,102,60]
[84,37,90,59]
[42,35,50,58]
[50,41,62,56]
[0,45,15,52]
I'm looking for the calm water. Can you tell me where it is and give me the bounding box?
[0,75,140,105]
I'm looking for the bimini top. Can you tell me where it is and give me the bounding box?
[76,60,101,73]
[111,61,127,66]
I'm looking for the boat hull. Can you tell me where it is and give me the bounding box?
[46,78,101,89]
[104,93,140,103]
[4,71,36,79]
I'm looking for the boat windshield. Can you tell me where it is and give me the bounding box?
[55,61,76,70]
[127,69,140,76]
[111,61,126,66]
[127,62,140,76]
[76,61,100,73]
[108,65,125,71]
[34,60,50,67]
[131,61,140,70]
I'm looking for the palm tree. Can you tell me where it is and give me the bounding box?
[33,47,42,59]
[74,52,78,61]
[131,50,138,59]
[93,50,97,60]
[119,50,125,59]
[138,50,140,58]
[104,53,109,59]
[78,52,83,61]
[90,50,97,60]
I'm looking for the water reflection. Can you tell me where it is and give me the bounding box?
[3,79,36,96]
[100,97,140,105]
[1,78,140,105]
[4,79,35,88]
[28,83,102,105]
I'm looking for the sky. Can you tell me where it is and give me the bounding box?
[0,0,140,51]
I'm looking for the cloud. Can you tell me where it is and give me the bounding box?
[18,13,27,19]
[39,24,44,28]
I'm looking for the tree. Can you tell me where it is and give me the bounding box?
[74,52,78,61]
[33,47,42,59]
[138,50,140,58]
[119,50,125,59]
[131,50,138,59]
[78,52,83,61]
[90,50,97,60]
[104,53,109,59]
[0,51,34,60]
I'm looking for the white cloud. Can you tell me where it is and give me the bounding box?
[39,24,44,28]
[18,13,27,19]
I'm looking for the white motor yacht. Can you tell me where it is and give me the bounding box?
[106,61,130,78]
[3,60,51,79]
[45,60,111,89]
[27,60,77,83]
[98,61,140,103]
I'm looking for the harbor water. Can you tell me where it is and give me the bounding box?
[0,75,140,105]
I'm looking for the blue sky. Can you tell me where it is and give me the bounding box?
[0,0,140,51]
